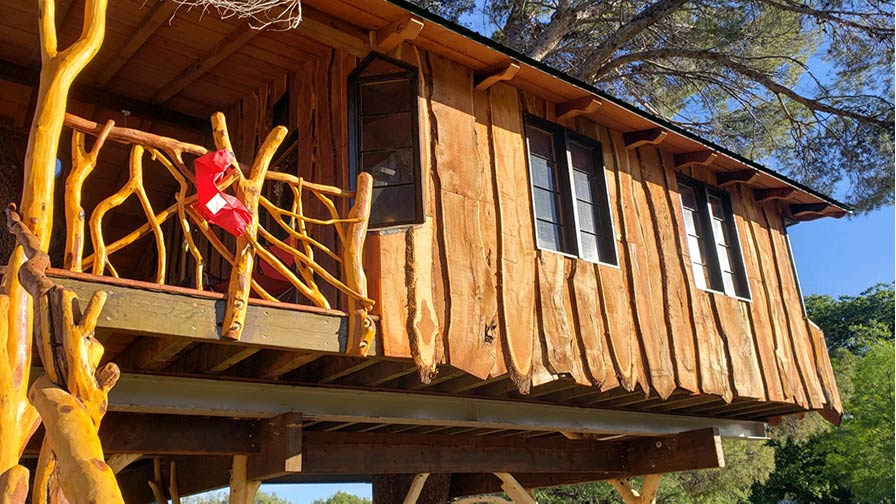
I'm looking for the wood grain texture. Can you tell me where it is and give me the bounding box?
[429,54,497,379]
[584,125,641,393]
[743,198,807,407]
[711,293,765,400]
[763,206,826,409]
[368,232,412,359]
[641,146,698,393]
[536,251,590,385]
[472,88,505,379]
[614,132,675,399]
[728,186,786,402]
[571,259,616,389]
[489,83,536,392]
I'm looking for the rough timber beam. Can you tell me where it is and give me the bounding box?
[248,413,303,480]
[624,128,667,149]
[673,150,718,169]
[152,22,260,104]
[716,169,759,187]
[94,0,180,85]
[556,96,602,121]
[754,187,796,203]
[474,61,520,90]
[25,414,260,455]
[103,373,767,438]
[375,15,425,53]
[449,428,722,497]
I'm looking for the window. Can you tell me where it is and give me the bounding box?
[525,115,616,265]
[677,176,750,298]
[349,53,422,228]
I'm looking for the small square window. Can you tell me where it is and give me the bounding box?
[349,53,422,228]
[677,176,750,299]
[524,115,617,265]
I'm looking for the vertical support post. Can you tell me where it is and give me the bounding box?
[402,473,430,504]
[344,172,376,355]
[65,121,113,271]
[494,473,537,504]
[220,124,287,340]
[229,456,261,504]
[1,0,108,495]
[608,474,662,504]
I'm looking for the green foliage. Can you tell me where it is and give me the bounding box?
[824,339,895,503]
[804,282,895,353]
[310,491,372,504]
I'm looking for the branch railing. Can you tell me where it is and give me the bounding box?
[62,112,376,355]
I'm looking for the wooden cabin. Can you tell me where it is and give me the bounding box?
[0,0,846,502]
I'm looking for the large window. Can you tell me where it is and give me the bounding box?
[349,53,422,228]
[525,115,616,265]
[678,176,750,298]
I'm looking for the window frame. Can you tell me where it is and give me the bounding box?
[348,52,424,229]
[677,174,751,300]
[524,114,618,267]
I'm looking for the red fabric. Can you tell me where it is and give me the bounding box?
[192,150,251,237]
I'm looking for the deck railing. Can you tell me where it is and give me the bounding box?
[61,112,376,354]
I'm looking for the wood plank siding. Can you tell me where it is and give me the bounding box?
[361,49,841,419]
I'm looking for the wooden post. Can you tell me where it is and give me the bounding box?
[1,0,108,496]
[494,473,537,504]
[402,473,430,504]
[220,122,287,340]
[8,205,123,503]
[65,120,113,271]
[608,475,662,504]
[344,172,376,355]
[229,456,261,504]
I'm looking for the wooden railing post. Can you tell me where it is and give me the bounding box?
[65,121,113,271]
[344,172,376,355]
[221,125,287,340]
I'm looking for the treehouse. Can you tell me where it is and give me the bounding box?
[0,0,847,502]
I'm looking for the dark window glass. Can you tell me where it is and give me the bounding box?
[349,54,422,227]
[524,116,617,265]
[678,177,750,298]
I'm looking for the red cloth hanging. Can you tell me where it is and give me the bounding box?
[192,150,251,237]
